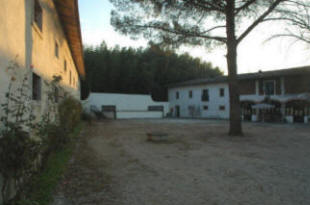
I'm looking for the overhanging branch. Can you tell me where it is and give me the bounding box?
[131,24,227,43]
[237,0,284,44]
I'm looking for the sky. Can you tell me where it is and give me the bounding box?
[78,0,310,74]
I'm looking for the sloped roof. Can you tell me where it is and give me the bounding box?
[54,0,85,78]
[168,66,310,88]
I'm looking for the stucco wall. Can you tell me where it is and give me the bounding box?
[83,93,169,119]
[0,0,81,124]
[168,83,230,119]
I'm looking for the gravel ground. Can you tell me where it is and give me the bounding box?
[52,119,310,205]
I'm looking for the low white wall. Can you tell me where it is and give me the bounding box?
[117,111,163,119]
[83,93,169,119]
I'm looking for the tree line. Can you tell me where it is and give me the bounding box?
[82,42,222,101]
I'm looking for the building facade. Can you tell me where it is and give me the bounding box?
[168,67,310,123]
[84,93,169,119]
[0,0,85,123]
[0,0,85,202]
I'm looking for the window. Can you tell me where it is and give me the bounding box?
[220,88,225,97]
[34,0,43,31]
[69,71,72,85]
[219,105,225,111]
[54,87,59,103]
[148,106,164,111]
[64,60,67,72]
[32,73,41,100]
[189,90,193,98]
[201,89,209,101]
[55,42,59,58]
[176,91,179,99]
[264,80,275,95]
[203,105,208,110]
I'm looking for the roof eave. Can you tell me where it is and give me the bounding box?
[54,0,85,79]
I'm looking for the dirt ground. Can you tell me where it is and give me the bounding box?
[52,119,310,205]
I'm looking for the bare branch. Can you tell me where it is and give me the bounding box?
[132,24,227,43]
[237,0,284,44]
[201,25,226,34]
[266,33,310,44]
[235,0,257,15]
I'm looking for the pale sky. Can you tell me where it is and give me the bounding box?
[78,0,310,74]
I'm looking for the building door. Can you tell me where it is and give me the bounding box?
[175,105,180,118]
[102,105,116,119]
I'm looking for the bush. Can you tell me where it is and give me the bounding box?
[81,111,94,125]
[45,124,68,152]
[58,96,82,133]
[0,124,40,203]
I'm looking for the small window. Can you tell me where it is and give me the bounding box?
[264,80,275,95]
[176,91,179,99]
[34,0,43,31]
[219,105,225,111]
[201,89,209,101]
[203,105,208,110]
[189,90,193,98]
[69,71,72,85]
[148,106,164,111]
[32,73,41,100]
[220,88,225,97]
[54,87,59,103]
[64,60,67,72]
[55,42,59,58]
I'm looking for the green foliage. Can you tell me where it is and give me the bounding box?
[81,111,94,125]
[0,124,40,203]
[11,124,83,205]
[58,96,82,133]
[13,124,83,205]
[82,43,222,100]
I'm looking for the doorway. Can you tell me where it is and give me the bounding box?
[175,105,180,118]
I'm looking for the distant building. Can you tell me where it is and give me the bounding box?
[0,0,85,122]
[168,66,310,123]
[84,93,169,119]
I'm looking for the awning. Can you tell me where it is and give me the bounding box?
[252,103,275,109]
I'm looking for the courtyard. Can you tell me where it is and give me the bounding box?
[53,119,310,205]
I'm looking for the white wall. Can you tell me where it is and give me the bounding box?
[168,83,230,119]
[83,93,169,119]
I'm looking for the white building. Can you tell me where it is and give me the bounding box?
[168,67,310,123]
[168,78,229,119]
[83,93,169,119]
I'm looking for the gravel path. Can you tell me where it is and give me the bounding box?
[52,119,310,205]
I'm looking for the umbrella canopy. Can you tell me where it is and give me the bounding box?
[297,93,310,101]
[252,103,275,109]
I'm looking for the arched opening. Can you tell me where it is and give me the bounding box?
[286,100,310,123]
[255,98,282,122]
[240,100,255,121]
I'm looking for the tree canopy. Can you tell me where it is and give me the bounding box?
[82,42,222,101]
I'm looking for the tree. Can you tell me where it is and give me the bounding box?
[110,0,309,136]
[82,42,222,101]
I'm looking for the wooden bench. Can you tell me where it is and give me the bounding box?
[146,132,168,141]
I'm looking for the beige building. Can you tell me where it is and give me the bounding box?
[0,0,85,122]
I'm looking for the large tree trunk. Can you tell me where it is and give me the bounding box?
[226,0,243,136]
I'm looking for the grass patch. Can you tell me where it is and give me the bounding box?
[16,123,84,205]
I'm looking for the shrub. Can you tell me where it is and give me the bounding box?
[58,96,82,133]
[81,111,94,125]
[0,124,40,203]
